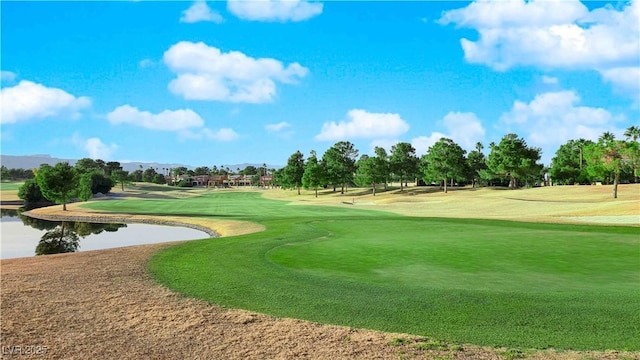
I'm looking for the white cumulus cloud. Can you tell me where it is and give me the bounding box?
[204,128,239,141]
[227,0,323,22]
[315,109,410,141]
[265,121,291,132]
[409,112,485,155]
[180,1,223,23]
[411,133,447,156]
[106,105,204,131]
[180,128,240,142]
[84,138,118,160]
[440,0,640,97]
[500,90,623,162]
[441,112,486,151]
[0,80,90,124]
[107,104,240,142]
[600,66,640,95]
[163,41,308,103]
[541,75,559,85]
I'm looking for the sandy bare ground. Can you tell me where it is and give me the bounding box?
[2,184,639,359]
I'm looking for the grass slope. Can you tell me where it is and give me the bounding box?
[83,191,640,350]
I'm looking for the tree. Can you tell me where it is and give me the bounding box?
[241,165,258,175]
[550,139,594,185]
[78,172,94,201]
[105,161,122,177]
[143,167,157,182]
[92,171,115,194]
[18,179,46,205]
[282,151,305,195]
[584,132,633,199]
[36,162,79,211]
[302,150,326,197]
[355,147,389,195]
[152,173,167,184]
[194,166,211,176]
[75,158,103,175]
[390,142,419,191]
[130,169,143,182]
[272,168,284,188]
[624,126,640,183]
[374,146,390,190]
[111,169,130,191]
[466,142,487,188]
[486,134,543,189]
[322,141,359,194]
[421,138,467,193]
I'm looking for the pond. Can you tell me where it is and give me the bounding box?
[0,209,212,259]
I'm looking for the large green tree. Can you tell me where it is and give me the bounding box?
[104,161,122,177]
[322,141,359,194]
[486,134,543,189]
[390,142,419,191]
[110,168,130,191]
[143,167,158,182]
[466,142,487,188]
[17,179,46,205]
[584,132,633,199]
[420,138,467,193]
[355,151,388,196]
[624,126,640,183]
[79,171,115,200]
[302,150,326,197]
[75,158,104,175]
[282,150,305,195]
[36,162,79,211]
[549,139,594,185]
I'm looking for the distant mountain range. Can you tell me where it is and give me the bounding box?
[0,154,280,173]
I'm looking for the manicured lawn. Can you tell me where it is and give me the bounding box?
[83,192,640,350]
[0,181,24,191]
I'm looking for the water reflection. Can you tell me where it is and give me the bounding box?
[36,222,80,255]
[2,208,127,256]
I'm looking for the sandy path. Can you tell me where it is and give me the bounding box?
[2,185,639,359]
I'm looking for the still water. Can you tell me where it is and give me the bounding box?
[0,210,211,259]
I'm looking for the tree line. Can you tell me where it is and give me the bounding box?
[10,127,639,207]
[17,158,128,210]
[276,127,640,199]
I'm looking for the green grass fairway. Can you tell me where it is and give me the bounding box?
[0,181,24,191]
[83,192,640,350]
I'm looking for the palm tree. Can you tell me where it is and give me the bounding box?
[597,132,624,198]
[475,141,483,153]
[624,126,640,183]
[599,131,615,145]
[624,126,640,142]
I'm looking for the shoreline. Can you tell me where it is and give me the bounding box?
[22,210,221,238]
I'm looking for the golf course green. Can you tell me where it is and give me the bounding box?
[83,191,640,350]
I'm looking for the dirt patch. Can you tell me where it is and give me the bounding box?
[3,245,636,360]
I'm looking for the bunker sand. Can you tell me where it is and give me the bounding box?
[2,185,639,359]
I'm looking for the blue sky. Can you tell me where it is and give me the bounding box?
[1,0,638,167]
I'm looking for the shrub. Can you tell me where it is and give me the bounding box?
[17,179,46,204]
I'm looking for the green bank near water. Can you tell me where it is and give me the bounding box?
[83,192,640,350]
